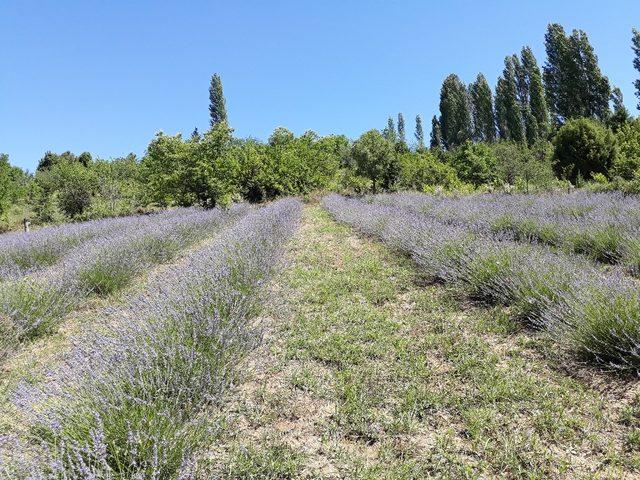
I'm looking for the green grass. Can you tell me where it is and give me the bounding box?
[220,439,305,479]
[207,204,639,479]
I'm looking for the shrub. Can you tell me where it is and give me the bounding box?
[613,118,640,179]
[553,118,617,182]
[396,151,460,191]
[448,141,498,187]
[491,141,555,191]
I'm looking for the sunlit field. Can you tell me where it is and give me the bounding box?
[1,193,640,478]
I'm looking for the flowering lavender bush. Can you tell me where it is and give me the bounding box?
[0,205,249,363]
[323,194,640,373]
[0,211,183,282]
[6,198,301,479]
[370,190,640,274]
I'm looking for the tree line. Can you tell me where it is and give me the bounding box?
[2,23,640,230]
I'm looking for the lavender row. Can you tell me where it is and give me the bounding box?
[4,198,301,479]
[0,204,249,362]
[323,194,640,373]
[370,191,640,274]
[0,208,203,282]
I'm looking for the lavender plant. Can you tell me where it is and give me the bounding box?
[0,205,249,363]
[370,191,640,274]
[323,194,640,373]
[0,210,189,282]
[6,198,301,479]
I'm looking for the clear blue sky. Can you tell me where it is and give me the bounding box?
[2,0,639,171]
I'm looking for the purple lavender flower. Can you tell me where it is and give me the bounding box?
[6,199,301,478]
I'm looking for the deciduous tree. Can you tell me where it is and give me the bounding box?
[469,73,496,143]
[495,57,525,142]
[439,74,472,149]
[351,130,396,193]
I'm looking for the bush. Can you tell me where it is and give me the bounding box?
[448,141,498,187]
[235,131,342,201]
[553,118,617,182]
[396,151,460,191]
[613,118,640,180]
[491,141,555,191]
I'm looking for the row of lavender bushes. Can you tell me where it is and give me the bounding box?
[370,191,640,275]
[323,194,640,373]
[5,198,301,479]
[0,209,199,282]
[0,205,249,363]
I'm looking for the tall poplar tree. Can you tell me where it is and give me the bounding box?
[633,28,640,111]
[397,113,406,144]
[209,73,228,126]
[469,73,496,143]
[608,87,631,131]
[570,29,611,120]
[522,46,549,139]
[543,24,611,123]
[430,116,443,150]
[495,57,525,142]
[543,23,568,125]
[414,115,425,151]
[383,117,397,143]
[439,74,472,149]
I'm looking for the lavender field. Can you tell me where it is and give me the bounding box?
[2,195,640,478]
[0,199,302,478]
[325,192,640,372]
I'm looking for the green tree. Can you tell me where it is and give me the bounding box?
[608,87,632,132]
[189,123,239,207]
[414,115,425,151]
[522,46,549,140]
[495,56,525,142]
[143,124,238,208]
[0,154,29,227]
[397,151,460,191]
[633,29,640,111]
[141,132,196,206]
[397,113,406,144]
[430,116,443,150]
[469,73,496,143]
[448,141,498,186]
[383,117,396,143]
[553,118,617,182]
[209,73,228,127]
[235,130,343,202]
[544,24,611,123]
[613,118,640,179]
[35,157,97,219]
[36,151,83,171]
[90,154,143,218]
[351,130,396,193]
[543,23,569,125]
[439,74,472,149]
[268,127,295,147]
[490,141,554,191]
[0,155,15,219]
